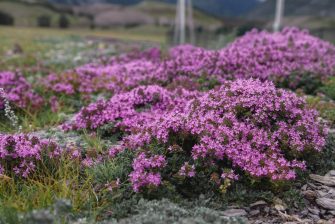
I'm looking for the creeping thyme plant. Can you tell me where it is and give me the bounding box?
[0,27,334,222]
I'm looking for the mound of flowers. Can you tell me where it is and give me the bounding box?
[160,28,335,89]
[0,71,44,110]
[217,27,335,89]
[42,28,335,97]
[0,134,62,178]
[42,48,163,97]
[105,79,326,192]
[63,85,200,131]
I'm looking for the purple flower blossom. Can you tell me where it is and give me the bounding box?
[179,162,196,177]
[42,27,335,98]
[49,96,60,113]
[7,27,330,192]
[0,134,62,178]
[221,170,239,181]
[111,79,326,191]
[0,71,43,110]
[129,153,166,192]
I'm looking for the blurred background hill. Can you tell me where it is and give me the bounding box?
[0,0,334,46]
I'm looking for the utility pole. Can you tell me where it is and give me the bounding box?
[187,0,195,44]
[180,0,186,44]
[174,0,195,44]
[174,0,181,44]
[273,0,285,32]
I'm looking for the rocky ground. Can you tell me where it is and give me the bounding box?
[246,171,335,224]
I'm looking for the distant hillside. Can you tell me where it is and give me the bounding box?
[247,0,335,30]
[48,0,261,18]
[49,0,141,5]
[0,0,222,28]
[0,0,90,27]
[72,1,221,28]
[248,0,335,19]
[161,0,260,18]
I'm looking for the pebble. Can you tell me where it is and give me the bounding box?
[326,170,335,177]
[249,209,260,216]
[222,208,247,217]
[303,190,317,201]
[308,207,320,215]
[263,206,270,214]
[308,182,320,190]
[308,213,320,221]
[250,200,267,208]
[320,209,326,215]
[300,209,309,217]
[310,174,335,187]
[316,198,335,210]
[316,190,328,198]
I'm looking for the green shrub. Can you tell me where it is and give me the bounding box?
[0,11,14,26]
[58,14,70,29]
[319,77,335,100]
[277,71,323,94]
[87,150,134,185]
[306,95,335,126]
[37,15,51,27]
[304,134,335,175]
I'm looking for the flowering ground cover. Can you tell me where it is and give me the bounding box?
[41,27,335,98]
[0,28,335,223]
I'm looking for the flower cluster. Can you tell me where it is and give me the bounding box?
[110,79,326,191]
[179,162,196,177]
[0,71,43,110]
[42,28,335,97]
[0,134,62,178]
[217,27,335,87]
[221,169,239,181]
[5,28,331,194]
[129,152,166,192]
[41,48,162,97]
[63,85,200,131]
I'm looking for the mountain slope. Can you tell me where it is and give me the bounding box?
[247,0,335,31]
[0,0,90,27]
[158,0,260,18]
[48,0,261,18]
[48,0,141,5]
[248,0,335,19]
[72,1,221,28]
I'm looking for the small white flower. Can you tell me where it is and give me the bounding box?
[0,88,21,132]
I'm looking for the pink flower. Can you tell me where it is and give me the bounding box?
[49,96,59,113]
[221,170,239,181]
[0,71,43,110]
[179,162,196,177]
[0,134,62,178]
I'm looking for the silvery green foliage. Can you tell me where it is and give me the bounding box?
[24,199,73,224]
[25,210,54,224]
[53,199,72,218]
[106,199,247,224]
[33,127,87,149]
[33,126,116,150]
[0,87,22,132]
